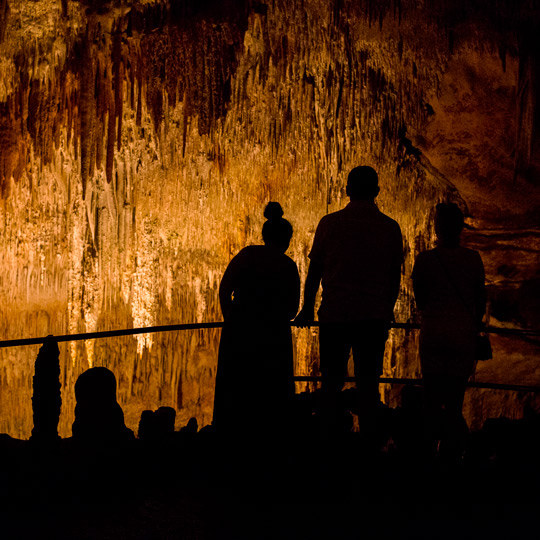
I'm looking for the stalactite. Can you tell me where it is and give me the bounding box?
[94,63,105,171]
[106,66,116,184]
[0,100,18,196]
[79,32,95,199]
[113,29,123,152]
[0,0,8,44]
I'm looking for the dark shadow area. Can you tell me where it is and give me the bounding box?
[2,383,540,539]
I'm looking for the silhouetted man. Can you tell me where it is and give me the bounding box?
[296,166,403,431]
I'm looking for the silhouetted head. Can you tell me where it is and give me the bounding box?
[262,202,293,252]
[346,166,380,201]
[75,367,118,407]
[435,202,464,247]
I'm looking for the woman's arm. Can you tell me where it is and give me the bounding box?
[284,263,301,320]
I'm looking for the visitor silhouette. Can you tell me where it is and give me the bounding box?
[412,202,486,464]
[213,202,300,437]
[295,165,403,436]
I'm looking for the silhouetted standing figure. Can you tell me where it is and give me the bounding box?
[412,203,486,463]
[296,166,403,435]
[213,203,300,436]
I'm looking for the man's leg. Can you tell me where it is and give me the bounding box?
[318,324,351,437]
[319,323,351,391]
[422,373,446,459]
[351,320,388,407]
[350,320,389,439]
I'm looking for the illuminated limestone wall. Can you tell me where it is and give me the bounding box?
[0,0,539,438]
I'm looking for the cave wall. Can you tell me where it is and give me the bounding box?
[0,0,539,438]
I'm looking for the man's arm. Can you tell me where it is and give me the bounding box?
[389,263,402,319]
[294,259,323,327]
[389,228,403,319]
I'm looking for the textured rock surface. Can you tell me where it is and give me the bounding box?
[0,0,539,437]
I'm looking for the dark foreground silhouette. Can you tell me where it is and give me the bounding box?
[2,383,540,540]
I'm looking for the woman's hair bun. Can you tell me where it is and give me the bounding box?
[264,202,284,220]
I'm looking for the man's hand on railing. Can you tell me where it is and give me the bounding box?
[294,306,315,328]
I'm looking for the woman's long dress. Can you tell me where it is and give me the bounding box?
[212,245,300,433]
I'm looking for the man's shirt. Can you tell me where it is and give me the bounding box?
[309,201,403,322]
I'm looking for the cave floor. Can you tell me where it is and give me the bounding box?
[2,438,540,540]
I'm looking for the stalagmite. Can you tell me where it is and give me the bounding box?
[30,338,61,442]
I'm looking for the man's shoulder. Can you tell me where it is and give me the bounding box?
[377,210,402,232]
[316,204,402,236]
[314,211,342,234]
[318,209,344,223]
[318,205,371,225]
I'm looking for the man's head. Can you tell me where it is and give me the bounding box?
[346,166,380,201]
[435,202,464,246]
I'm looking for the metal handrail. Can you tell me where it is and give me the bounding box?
[0,320,538,349]
[1,321,539,393]
[294,376,540,393]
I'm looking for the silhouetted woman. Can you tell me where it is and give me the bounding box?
[412,203,486,462]
[213,203,300,436]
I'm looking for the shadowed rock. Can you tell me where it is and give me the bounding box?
[72,367,134,445]
[31,337,61,443]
